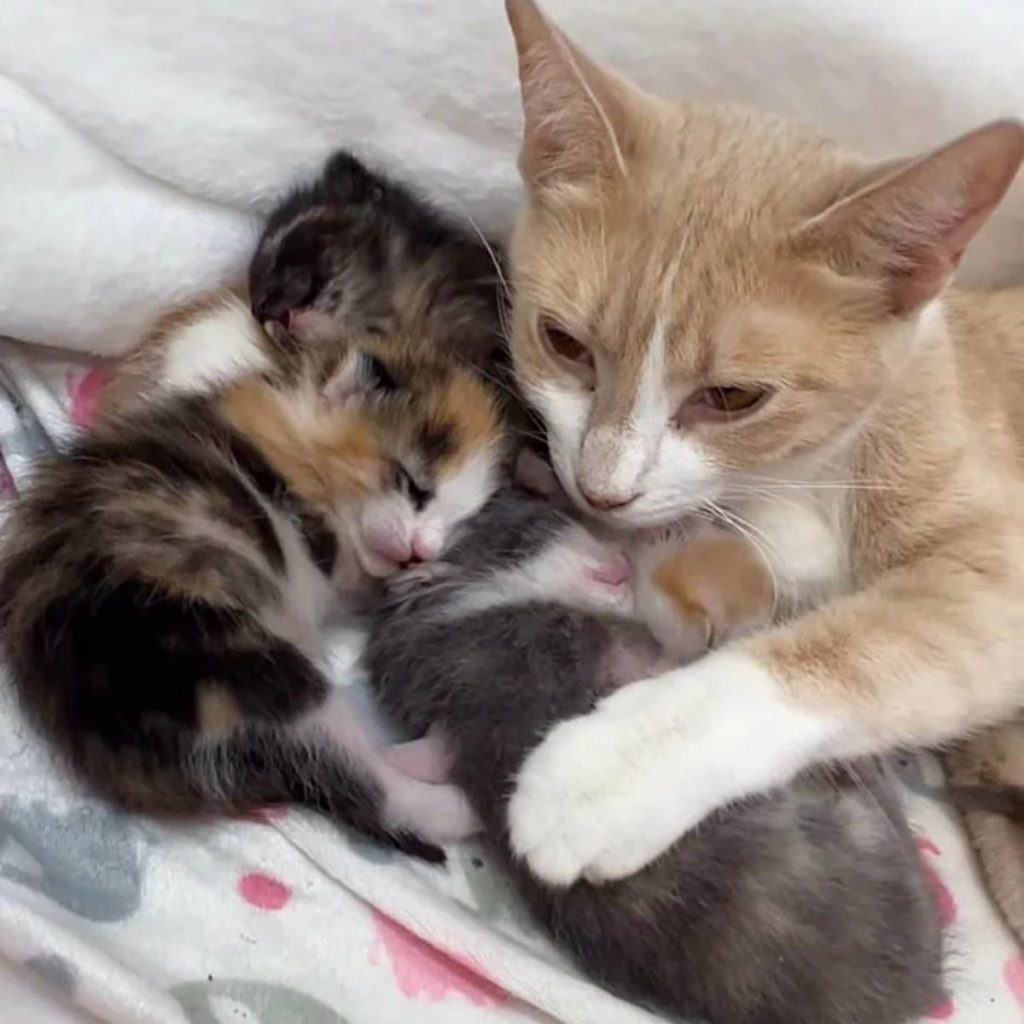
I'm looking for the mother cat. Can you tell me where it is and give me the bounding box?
[501,0,1024,885]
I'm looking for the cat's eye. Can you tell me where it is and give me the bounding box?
[540,319,595,384]
[679,385,772,424]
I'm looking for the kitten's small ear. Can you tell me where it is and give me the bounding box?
[505,0,640,189]
[791,119,1024,315]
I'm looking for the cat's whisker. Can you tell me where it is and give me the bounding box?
[705,500,782,621]
[464,213,513,306]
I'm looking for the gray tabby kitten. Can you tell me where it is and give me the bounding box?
[364,490,944,1024]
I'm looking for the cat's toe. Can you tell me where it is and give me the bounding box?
[507,715,636,886]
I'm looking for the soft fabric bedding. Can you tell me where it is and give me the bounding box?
[1,0,1023,356]
[0,337,1021,1024]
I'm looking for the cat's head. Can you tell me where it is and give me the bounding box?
[219,334,505,580]
[505,0,1024,528]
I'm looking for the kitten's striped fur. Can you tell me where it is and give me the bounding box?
[0,328,504,859]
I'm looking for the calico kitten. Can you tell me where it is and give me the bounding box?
[248,149,508,370]
[365,491,943,1024]
[0,326,504,860]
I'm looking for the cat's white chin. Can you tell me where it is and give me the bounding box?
[507,649,850,886]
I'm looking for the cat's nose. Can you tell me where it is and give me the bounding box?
[577,482,638,511]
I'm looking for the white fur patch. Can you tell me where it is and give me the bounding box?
[355,447,501,577]
[526,355,723,527]
[617,432,721,526]
[632,315,670,438]
[507,649,849,885]
[576,318,673,507]
[729,486,848,611]
[163,296,271,393]
[525,381,590,506]
[449,525,632,619]
[431,448,501,545]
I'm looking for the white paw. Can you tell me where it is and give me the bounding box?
[507,650,842,885]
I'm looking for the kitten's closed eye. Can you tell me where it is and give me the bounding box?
[395,464,433,510]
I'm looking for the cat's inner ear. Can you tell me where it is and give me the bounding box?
[790,119,1024,315]
[320,351,397,406]
[505,0,641,189]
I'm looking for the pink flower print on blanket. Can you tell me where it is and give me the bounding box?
[916,836,957,928]
[66,368,110,430]
[369,908,508,1008]
[1004,954,1024,1009]
[916,836,957,1020]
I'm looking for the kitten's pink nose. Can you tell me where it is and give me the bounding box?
[369,535,414,567]
[410,532,439,563]
[578,482,638,511]
[590,555,631,588]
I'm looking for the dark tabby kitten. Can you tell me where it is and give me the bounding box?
[249,150,507,368]
[0,326,505,861]
[365,491,944,1024]
[247,150,547,461]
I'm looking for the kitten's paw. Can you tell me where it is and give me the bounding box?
[385,776,481,844]
[508,650,842,885]
[383,726,456,784]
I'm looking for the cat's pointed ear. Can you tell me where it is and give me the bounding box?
[791,120,1024,315]
[505,0,640,189]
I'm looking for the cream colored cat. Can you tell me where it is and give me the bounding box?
[501,0,1024,886]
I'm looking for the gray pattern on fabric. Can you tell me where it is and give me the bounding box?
[0,798,145,921]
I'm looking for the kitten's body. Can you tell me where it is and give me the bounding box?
[0,327,504,858]
[366,492,942,1024]
[495,0,1024,888]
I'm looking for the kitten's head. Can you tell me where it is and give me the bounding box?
[505,0,1024,528]
[248,151,506,367]
[219,334,506,580]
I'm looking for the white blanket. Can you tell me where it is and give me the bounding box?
[1,0,1023,354]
